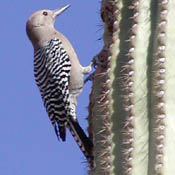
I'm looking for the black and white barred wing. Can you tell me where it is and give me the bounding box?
[34,38,71,141]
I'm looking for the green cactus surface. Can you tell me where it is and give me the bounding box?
[88,1,175,175]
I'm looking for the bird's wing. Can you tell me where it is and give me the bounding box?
[34,38,71,141]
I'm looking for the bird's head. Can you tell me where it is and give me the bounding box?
[26,4,70,47]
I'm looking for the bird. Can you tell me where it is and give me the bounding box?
[26,4,93,164]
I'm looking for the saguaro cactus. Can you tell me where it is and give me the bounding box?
[88,0,175,175]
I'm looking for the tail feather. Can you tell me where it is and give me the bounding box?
[67,117,93,166]
[59,126,66,141]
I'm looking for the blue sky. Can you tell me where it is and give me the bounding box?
[0,1,103,175]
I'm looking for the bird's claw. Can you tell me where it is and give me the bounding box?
[84,72,95,84]
[92,55,105,68]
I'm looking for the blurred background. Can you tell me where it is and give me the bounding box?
[0,0,103,174]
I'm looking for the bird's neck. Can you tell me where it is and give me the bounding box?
[31,26,58,52]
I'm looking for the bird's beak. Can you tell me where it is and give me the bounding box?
[53,4,71,18]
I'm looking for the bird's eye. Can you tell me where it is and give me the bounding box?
[43,11,48,16]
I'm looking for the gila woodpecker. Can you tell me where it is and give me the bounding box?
[26,4,93,163]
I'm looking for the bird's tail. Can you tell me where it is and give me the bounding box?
[67,117,94,167]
